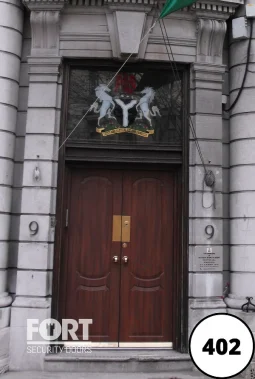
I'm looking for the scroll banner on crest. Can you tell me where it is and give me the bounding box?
[96,126,155,138]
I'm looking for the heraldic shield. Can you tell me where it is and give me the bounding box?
[89,83,161,138]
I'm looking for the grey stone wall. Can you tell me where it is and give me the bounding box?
[222,24,230,298]
[8,8,31,300]
[0,0,243,371]
[189,60,227,334]
[224,8,255,339]
[0,0,24,373]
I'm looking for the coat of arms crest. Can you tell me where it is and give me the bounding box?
[89,84,161,138]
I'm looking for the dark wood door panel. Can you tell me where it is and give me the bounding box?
[63,168,122,341]
[61,166,175,344]
[120,171,174,342]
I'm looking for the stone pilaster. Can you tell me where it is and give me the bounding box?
[225,12,255,335]
[9,0,66,370]
[0,0,23,374]
[189,9,232,335]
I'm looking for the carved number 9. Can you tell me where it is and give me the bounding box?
[205,225,214,239]
[29,221,39,236]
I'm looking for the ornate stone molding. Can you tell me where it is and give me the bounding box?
[30,11,60,53]
[190,297,227,309]
[192,0,239,16]
[192,0,241,63]
[23,0,67,56]
[224,293,255,310]
[105,0,155,12]
[68,0,156,10]
[105,0,156,4]
[196,17,227,63]
[23,0,68,11]
[67,0,242,14]
[28,56,62,81]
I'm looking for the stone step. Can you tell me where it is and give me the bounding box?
[44,349,196,373]
[3,371,207,379]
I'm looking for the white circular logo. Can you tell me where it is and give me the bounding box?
[189,313,255,378]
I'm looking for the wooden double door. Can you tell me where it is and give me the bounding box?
[61,166,176,345]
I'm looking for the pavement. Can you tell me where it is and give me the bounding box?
[2,371,207,379]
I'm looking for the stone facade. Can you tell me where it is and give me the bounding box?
[1,0,255,373]
[0,0,24,373]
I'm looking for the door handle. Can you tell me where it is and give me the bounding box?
[113,256,119,263]
[122,256,128,263]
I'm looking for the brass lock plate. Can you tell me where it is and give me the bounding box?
[121,216,131,242]
[112,215,131,242]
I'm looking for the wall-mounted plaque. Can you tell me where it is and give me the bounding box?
[194,247,223,272]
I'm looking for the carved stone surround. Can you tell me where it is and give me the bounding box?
[105,0,240,61]
[23,0,242,62]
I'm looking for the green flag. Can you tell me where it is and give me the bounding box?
[160,0,197,18]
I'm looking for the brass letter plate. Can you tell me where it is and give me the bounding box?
[112,215,122,242]
[112,215,131,242]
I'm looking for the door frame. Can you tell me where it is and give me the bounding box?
[52,60,190,353]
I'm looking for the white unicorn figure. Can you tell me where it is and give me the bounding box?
[136,87,161,126]
[151,105,161,117]
[89,84,116,127]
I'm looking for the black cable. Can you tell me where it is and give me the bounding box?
[159,19,183,112]
[225,20,253,112]
[160,12,216,207]
[158,18,183,137]
[159,14,183,104]
[159,11,208,173]
[159,12,201,151]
